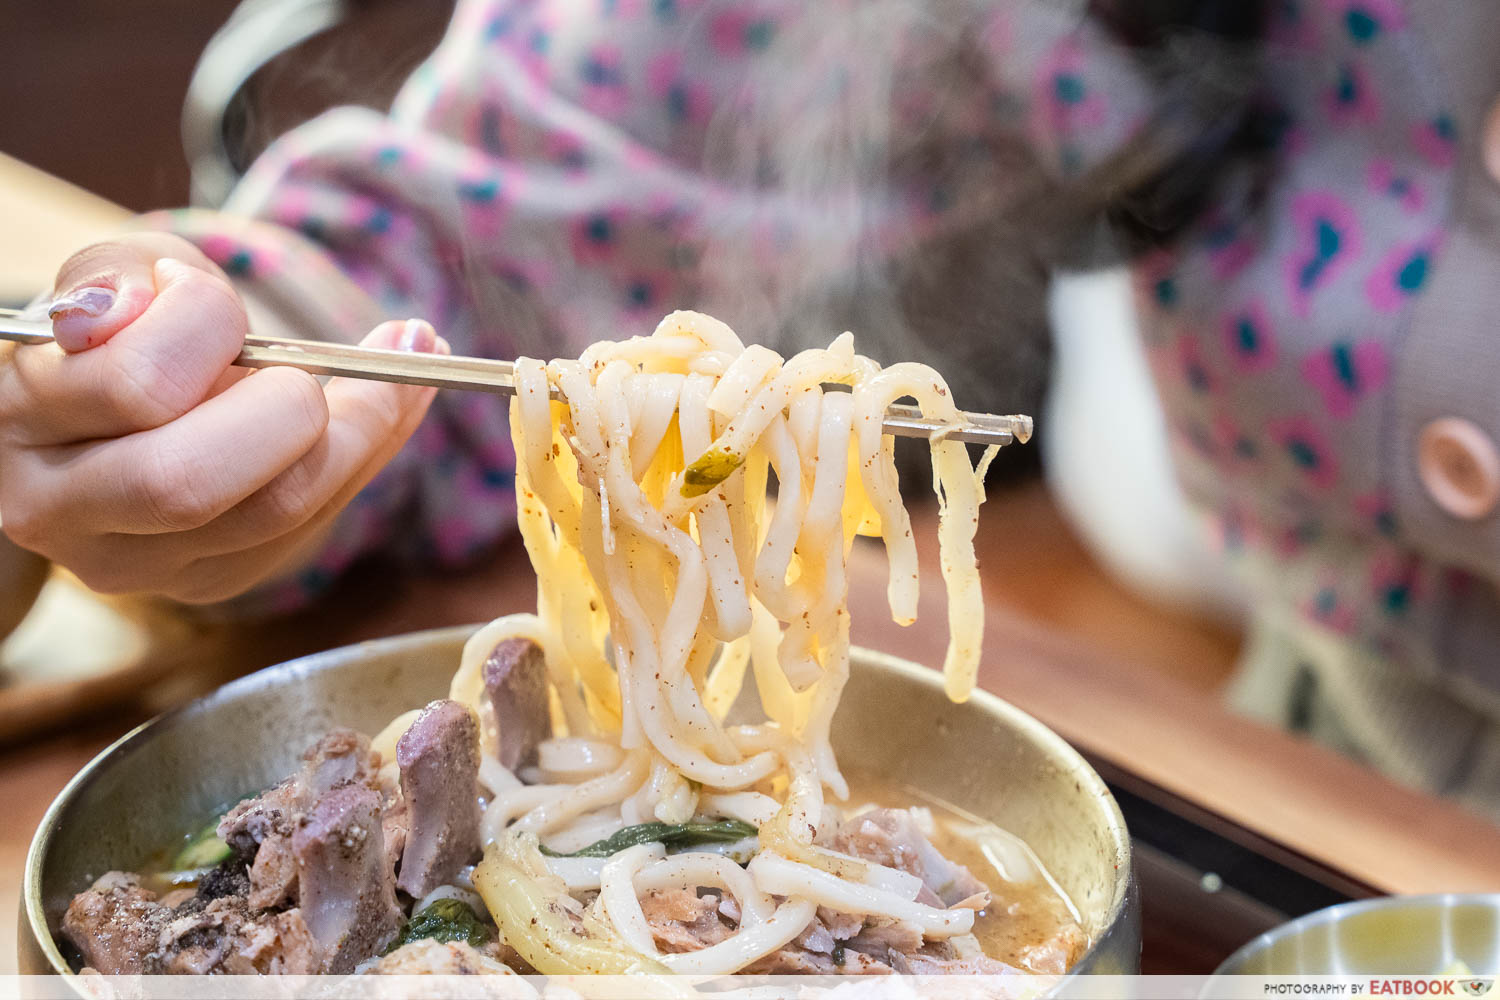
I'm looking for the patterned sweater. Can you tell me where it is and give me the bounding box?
[145,0,1500,809]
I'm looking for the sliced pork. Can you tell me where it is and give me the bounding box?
[151,895,320,975]
[300,729,380,794]
[1018,922,1089,975]
[217,728,385,910]
[291,783,403,972]
[830,808,991,907]
[744,942,892,975]
[62,873,172,974]
[395,699,482,898]
[640,888,735,953]
[483,638,551,769]
[843,918,926,960]
[61,873,321,975]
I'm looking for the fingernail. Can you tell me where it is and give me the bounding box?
[398,319,436,353]
[47,286,115,321]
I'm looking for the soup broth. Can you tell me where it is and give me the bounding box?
[843,770,1089,973]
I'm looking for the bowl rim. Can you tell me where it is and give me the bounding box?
[24,624,1133,977]
[1214,892,1500,975]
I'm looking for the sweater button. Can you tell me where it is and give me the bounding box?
[1486,99,1500,184]
[1418,418,1500,520]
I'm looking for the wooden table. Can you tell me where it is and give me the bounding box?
[6,492,1500,970]
[0,152,130,305]
[2,153,1499,976]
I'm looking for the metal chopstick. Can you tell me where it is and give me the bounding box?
[0,308,1031,447]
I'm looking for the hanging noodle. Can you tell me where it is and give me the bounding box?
[444,311,997,975]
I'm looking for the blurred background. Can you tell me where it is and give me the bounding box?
[0,0,450,211]
[4,0,1500,978]
[0,0,1247,693]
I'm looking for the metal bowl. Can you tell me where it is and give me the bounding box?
[20,627,1139,979]
[1216,894,1500,975]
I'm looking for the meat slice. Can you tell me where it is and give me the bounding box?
[395,700,482,898]
[62,873,172,974]
[794,917,837,955]
[217,778,298,858]
[368,939,517,975]
[843,919,925,960]
[292,783,402,972]
[246,836,299,910]
[792,907,867,955]
[1018,922,1089,974]
[218,728,385,910]
[744,942,893,975]
[226,908,322,975]
[300,729,379,794]
[381,794,409,876]
[218,730,379,852]
[638,889,896,974]
[816,906,864,942]
[62,872,321,975]
[830,808,991,907]
[640,888,735,953]
[483,638,551,770]
[150,895,320,975]
[152,896,242,975]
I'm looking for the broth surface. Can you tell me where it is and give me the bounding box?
[842,770,1089,973]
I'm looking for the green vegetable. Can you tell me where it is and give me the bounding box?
[386,898,491,954]
[681,448,744,498]
[539,819,758,858]
[833,944,846,967]
[171,821,231,871]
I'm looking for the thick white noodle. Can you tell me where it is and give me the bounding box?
[598,843,668,958]
[538,808,626,855]
[636,854,775,923]
[482,784,570,844]
[513,751,648,835]
[698,790,781,828]
[748,852,974,938]
[478,756,522,796]
[456,313,998,972]
[658,900,817,975]
[538,738,625,783]
[544,856,606,891]
[706,344,781,418]
[679,375,753,641]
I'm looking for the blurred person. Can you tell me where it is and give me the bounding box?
[4,0,1500,813]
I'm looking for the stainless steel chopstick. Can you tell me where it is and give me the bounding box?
[0,308,1032,447]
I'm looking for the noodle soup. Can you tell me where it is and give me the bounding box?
[26,630,1137,980]
[47,312,1108,978]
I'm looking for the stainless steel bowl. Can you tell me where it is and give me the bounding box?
[21,627,1139,978]
[1216,894,1500,974]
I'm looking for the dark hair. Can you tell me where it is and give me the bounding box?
[1057,0,1275,262]
[743,0,1274,483]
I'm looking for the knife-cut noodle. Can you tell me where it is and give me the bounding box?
[62,310,1100,981]
[456,311,998,973]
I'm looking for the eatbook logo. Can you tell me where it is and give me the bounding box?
[1463,980,1494,997]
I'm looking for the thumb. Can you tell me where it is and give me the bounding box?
[47,233,228,354]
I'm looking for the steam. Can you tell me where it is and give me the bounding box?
[225,0,1263,442]
[690,0,1056,423]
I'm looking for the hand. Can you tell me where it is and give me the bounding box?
[0,233,445,603]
